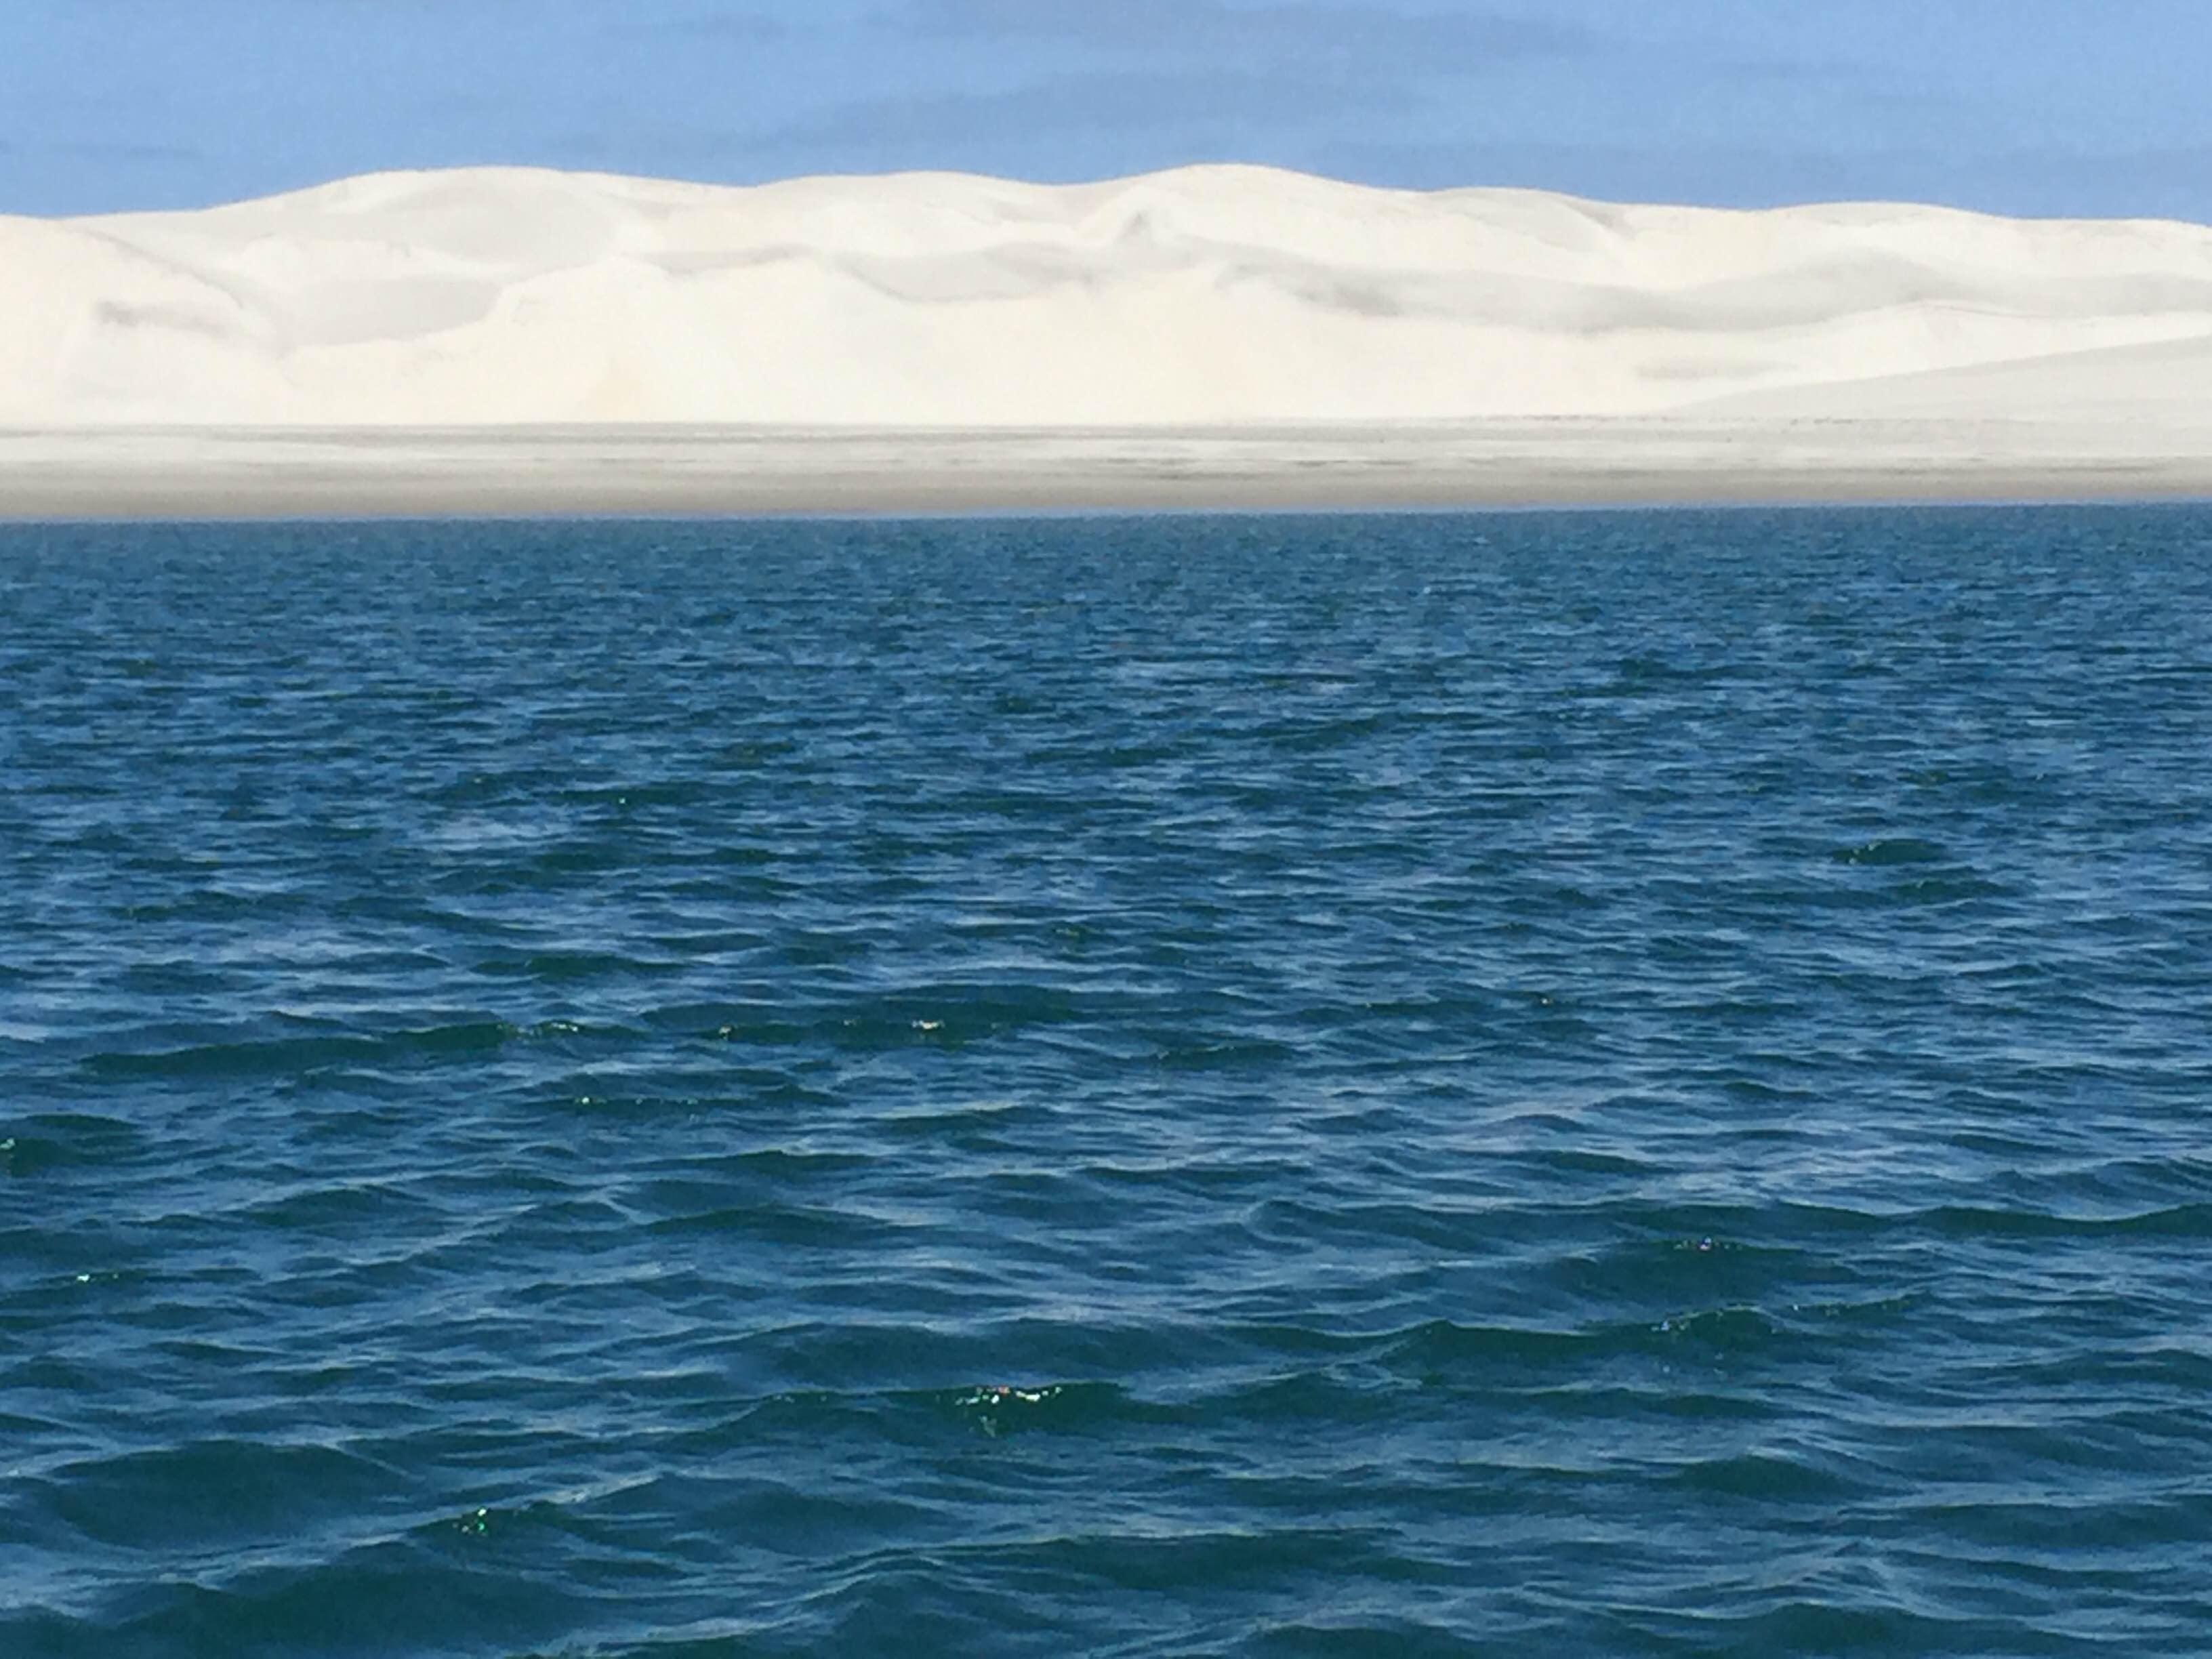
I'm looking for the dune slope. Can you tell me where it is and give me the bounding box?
[5,164,2212,428]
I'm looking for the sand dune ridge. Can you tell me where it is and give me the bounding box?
[5,163,2211,428]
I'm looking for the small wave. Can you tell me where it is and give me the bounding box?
[0,1112,149,1176]
[26,1438,409,1553]
[82,1020,518,1081]
[1666,1446,1870,1503]
[1921,1201,2212,1241]
[1830,836,1947,866]
[936,1380,1136,1438]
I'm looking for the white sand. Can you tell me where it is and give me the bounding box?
[3,163,2209,511]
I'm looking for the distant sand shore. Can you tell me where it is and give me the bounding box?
[3,419,2209,520]
[3,162,2208,514]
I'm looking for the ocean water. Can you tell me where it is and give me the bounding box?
[3,506,2211,1658]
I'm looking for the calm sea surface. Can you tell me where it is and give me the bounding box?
[4,508,2211,1657]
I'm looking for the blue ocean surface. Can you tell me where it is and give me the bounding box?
[3,506,2211,1658]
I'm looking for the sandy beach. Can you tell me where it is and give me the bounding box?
[3,163,2208,515]
[3,416,2209,519]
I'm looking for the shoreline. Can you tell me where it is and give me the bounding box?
[3,420,2210,520]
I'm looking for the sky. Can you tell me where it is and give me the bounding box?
[6,0,2212,221]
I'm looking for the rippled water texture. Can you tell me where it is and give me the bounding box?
[5,508,2212,1656]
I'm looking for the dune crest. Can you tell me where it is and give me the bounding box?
[5,163,2212,428]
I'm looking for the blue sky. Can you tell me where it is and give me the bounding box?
[6,0,2211,220]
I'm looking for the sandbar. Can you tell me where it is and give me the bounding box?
[2,417,2207,520]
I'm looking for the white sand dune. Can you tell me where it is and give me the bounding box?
[7,163,2212,430]
[1695,330,2212,421]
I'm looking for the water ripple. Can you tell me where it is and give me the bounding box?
[4,507,2212,1655]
